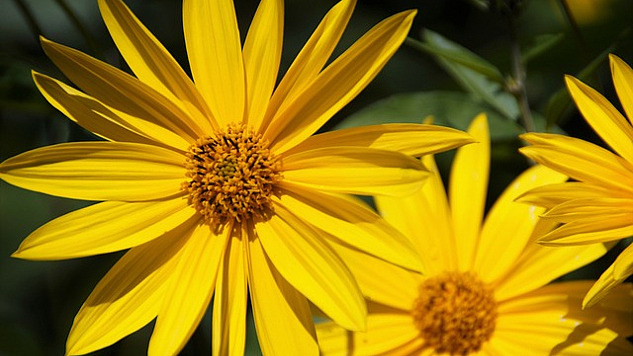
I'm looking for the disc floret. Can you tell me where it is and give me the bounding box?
[412,271,497,355]
[183,123,282,225]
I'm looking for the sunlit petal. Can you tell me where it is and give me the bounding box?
[212,230,248,356]
[13,198,195,260]
[183,0,244,126]
[281,146,427,197]
[610,54,633,125]
[0,142,185,201]
[256,204,366,331]
[243,0,283,129]
[265,10,416,153]
[285,123,475,157]
[148,223,227,356]
[98,0,215,132]
[565,75,633,162]
[246,235,318,356]
[450,113,489,271]
[66,220,195,355]
[277,183,421,271]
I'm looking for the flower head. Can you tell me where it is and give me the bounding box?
[520,54,633,308]
[316,114,633,355]
[0,0,474,355]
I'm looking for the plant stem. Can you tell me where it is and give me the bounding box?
[508,14,535,133]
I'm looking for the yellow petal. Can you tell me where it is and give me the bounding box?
[539,214,633,245]
[520,133,633,193]
[584,263,627,308]
[98,0,215,132]
[276,183,422,271]
[493,241,606,301]
[285,123,475,157]
[183,0,244,126]
[148,223,228,356]
[41,38,198,146]
[375,154,457,274]
[610,54,633,126]
[494,310,629,355]
[265,10,416,154]
[246,235,318,356]
[613,243,633,281]
[450,113,489,271]
[262,0,355,131]
[33,71,165,147]
[0,142,185,201]
[212,230,248,356]
[255,203,366,331]
[316,305,419,356]
[281,146,427,197]
[243,0,283,130]
[66,219,195,355]
[474,165,567,283]
[12,197,195,260]
[326,239,421,311]
[517,182,611,210]
[566,74,633,162]
[541,197,633,223]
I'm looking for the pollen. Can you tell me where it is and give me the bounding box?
[411,271,497,355]
[183,123,282,225]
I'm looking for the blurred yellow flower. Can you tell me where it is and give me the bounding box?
[520,54,633,308]
[316,114,633,355]
[0,0,474,355]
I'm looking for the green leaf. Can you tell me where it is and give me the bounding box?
[406,37,505,84]
[418,30,520,121]
[545,28,630,128]
[334,91,523,141]
[522,33,565,64]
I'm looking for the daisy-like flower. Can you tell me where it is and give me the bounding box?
[0,0,475,355]
[520,54,633,308]
[316,114,633,356]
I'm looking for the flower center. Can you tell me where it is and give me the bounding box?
[183,123,282,225]
[411,271,497,355]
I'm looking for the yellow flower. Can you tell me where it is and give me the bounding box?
[520,54,633,308]
[0,0,474,355]
[316,114,633,356]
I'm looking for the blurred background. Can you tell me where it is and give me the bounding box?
[1,0,632,354]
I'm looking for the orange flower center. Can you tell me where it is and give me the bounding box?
[411,271,497,355]
[183,123,282,225]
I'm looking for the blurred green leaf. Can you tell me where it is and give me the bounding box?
[419,30,520,121]
[406,36,505,84]
[545,28,630,128]
[522,33,565,64]
[335,91,522,141]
